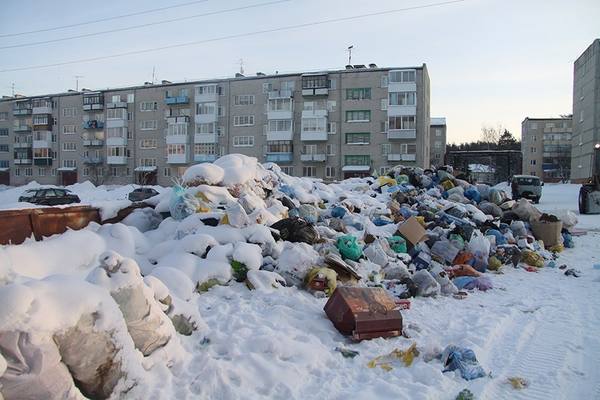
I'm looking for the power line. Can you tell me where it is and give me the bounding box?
[0,0,210,38]
[0,0,291,50]
[0,0,467,73]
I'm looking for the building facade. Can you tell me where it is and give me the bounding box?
[429,117,446,167]
[0,64,430,187]
[571,39,600,182]
[521,117,572,182]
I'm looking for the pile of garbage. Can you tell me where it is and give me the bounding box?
[0,155,581,397]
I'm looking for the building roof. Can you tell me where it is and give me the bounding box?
[522,116,572,122]
[430,117,446,126]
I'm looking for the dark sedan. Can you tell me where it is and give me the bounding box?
[18,188,81,205]
[128,187,159,202]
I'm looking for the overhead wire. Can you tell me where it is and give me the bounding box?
[0,0,292,50]
[0,0,467,73]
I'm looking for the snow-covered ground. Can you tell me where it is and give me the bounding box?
[1,167,599,399]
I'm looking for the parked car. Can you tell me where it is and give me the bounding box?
[511,175,543,203]
[18,188,81,206]
[128,187,159,202]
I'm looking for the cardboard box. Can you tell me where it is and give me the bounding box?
[397,216,427,246]
[530,220,563,248]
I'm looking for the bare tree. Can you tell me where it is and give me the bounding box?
[87,165,109,186]
[481,123,505,146]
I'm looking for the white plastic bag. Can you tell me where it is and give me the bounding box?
[412,270,441,297]
[467,232,491,271]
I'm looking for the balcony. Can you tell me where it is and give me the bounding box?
[387,129,416,140]
[107,156,127,165]
[266,130,293,142]
[387,153,416,162]
[301,153,326,162]
[83,139,104,146]
[265,152,293,163]
[267,109,293,120]
[13,126,32,133]
[106,137,127,146]
[194,133,218,144]
[302,88,329,97]
[33,158,52,166]
[268,90,293,99]
[195,113,218,124]
[167,153,188,164]
[33,106,52,114]
[33,132,52,149]
[13,142,32,149]
[166,116,190,124]
[83,103,104,111]
[105,119,127,128]
[195,86,218,103]
[14,159,32,165]
[165,96,190,105]
[387,105,416,117]
[166,134,188,145]
[194,154,217,163]
[300,131,328,141]
[33,119,53,131]
[13,108,32,116]
[302,109,327,118]
[106,101,127,109]
[84,156,104,165]
[83,120,105,129]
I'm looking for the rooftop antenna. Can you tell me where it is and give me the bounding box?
[151,66,156,84]
[347,45,354,65]
[238,58,244,75]
[74,76,84,91]
[11,83,15,96]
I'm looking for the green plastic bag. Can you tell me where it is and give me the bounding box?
[336,235,362,261]
[396,174,409,185]
[387,236,407,253]
[449,233,465,250]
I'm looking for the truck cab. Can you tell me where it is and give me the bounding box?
[511,175,543,203]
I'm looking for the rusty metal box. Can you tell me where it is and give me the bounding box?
[324,287,402,341]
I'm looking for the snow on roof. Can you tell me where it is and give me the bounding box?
[342,165,370,172]
[57,167,76,171]
[134,166,158,172]
[468,163,495,173]
[430,117,446,125]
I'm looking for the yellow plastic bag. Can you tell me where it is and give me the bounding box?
[378,176,397,187]
[441,180,455,191]
[304,267,337,296]
[367,343,419,371]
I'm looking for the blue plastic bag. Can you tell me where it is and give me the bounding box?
[442,345,486,381]
[169,185,199,221]
[464,187,481,203]
[331,206,347,219]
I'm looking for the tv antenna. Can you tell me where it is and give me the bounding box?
[238,58,244,75]
[151,66,156,84]
[347,45,354,65]
[74,75,84,91]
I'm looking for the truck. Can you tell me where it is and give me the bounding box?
[578,143,600,214]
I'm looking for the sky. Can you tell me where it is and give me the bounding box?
[0,0,599,143]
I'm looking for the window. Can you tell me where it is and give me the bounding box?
[63,125,76,134]
[302,144,317,154]
[233,136,254,147]
[268,120,292,132]
[233,115,255,126]
[262,83,273,93]
[0,128,8,136]
[51,168,57,176]
[268,98,292,111]
[62,142,77,151]
[0,160,8,168]
[530,160,536,165]
[266,141,293,153]
[545,122,555,129]
[0,144,8,152]
[302,75,328,89]
[138,158,157,167]
[381,143,392,155]
[127,94,135,103]
[579,110,584,122]
[196,123,216,134]
[326,144,336,155]
[303,100,327,111]
[196,102,216,115]
[107,146,126,157]
[62,108,76,117]
[328,79,337,90]
[140,101,158,112]
[234,95,255,106]
[326,166,336,178]
[345,88,371,100]
[82,168,89,177]
[107,127,126,138]
[303,166,316,177]
[127,112,133,121]
[380,99,388,111]
[107,108,126,119]
[140,120,157,130]
[389,70,416,83]
[0,112,8,121]
[434,141,442,149]
[38,168,46,176]
[302,118,326,132]
[345,155,370,165]
[167,144,186,155]
[388,116,416,130]
[346,110,371,122]
[33,115,50,125]
[380,166,390,175]
[167,123,188,135]
[529,122,538,129]
[281,81,295,91]
[15,168,21,176]
[327,100,337,112]
[111,167,118,177]
[163,168,171,177]
[435,129,442,137]
[194,143,217,155]
[327,122,337,134]
[63,159,76,168]
[111,95,121,103]
[380,75,388,87]
[345,132,370,145]
[140,139,157,149]
[389,91,416,106]
[25,168,33,176]
[196,85,217,95]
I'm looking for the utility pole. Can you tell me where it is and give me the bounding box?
[151,66,156,84]
[238,58,244,75]
[74,76,84,91]
[11,83,15,96]
[347,45,354,65]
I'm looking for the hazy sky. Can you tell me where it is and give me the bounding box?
[0,0,598,143]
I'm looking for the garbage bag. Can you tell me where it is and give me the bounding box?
[510,220,527,237]
[442,345,486,380]
[467,232,490,272]
[305,267,337,296]
[331,206,347,218]
[448,264,481,278]
[488,188,506,205]
[225,202,250,228]
[382,261,411,280]
[0,332,80,400]
[485,229,507,246]
[412,269,441,297]
[554,210,578,231]
[521,249,544,268]
[387,236,407,253]
[449,234,465,250]
[289,204,319,224]
[478,201,502,218]
[270,217,319,244]
[364,241,390,267]
[464,187,481,203]
[562,231,574,248]
[512,198,542,222]
[454,276,493,291]
[336,235,362,261]
[169,185,200,221]
[430,263,458,295]
[431,240,460,264]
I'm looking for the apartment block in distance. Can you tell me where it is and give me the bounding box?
[0,63,430,187]
[429,117,446,167]
[521,117,572,181]
[571,39,600,183]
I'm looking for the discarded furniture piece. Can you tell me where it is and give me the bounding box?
[324,287,402,340]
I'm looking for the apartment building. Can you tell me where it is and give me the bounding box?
[0,64,430,187]
[521,117,573,181]
[429,117,446,167]
[571,39,600,183]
